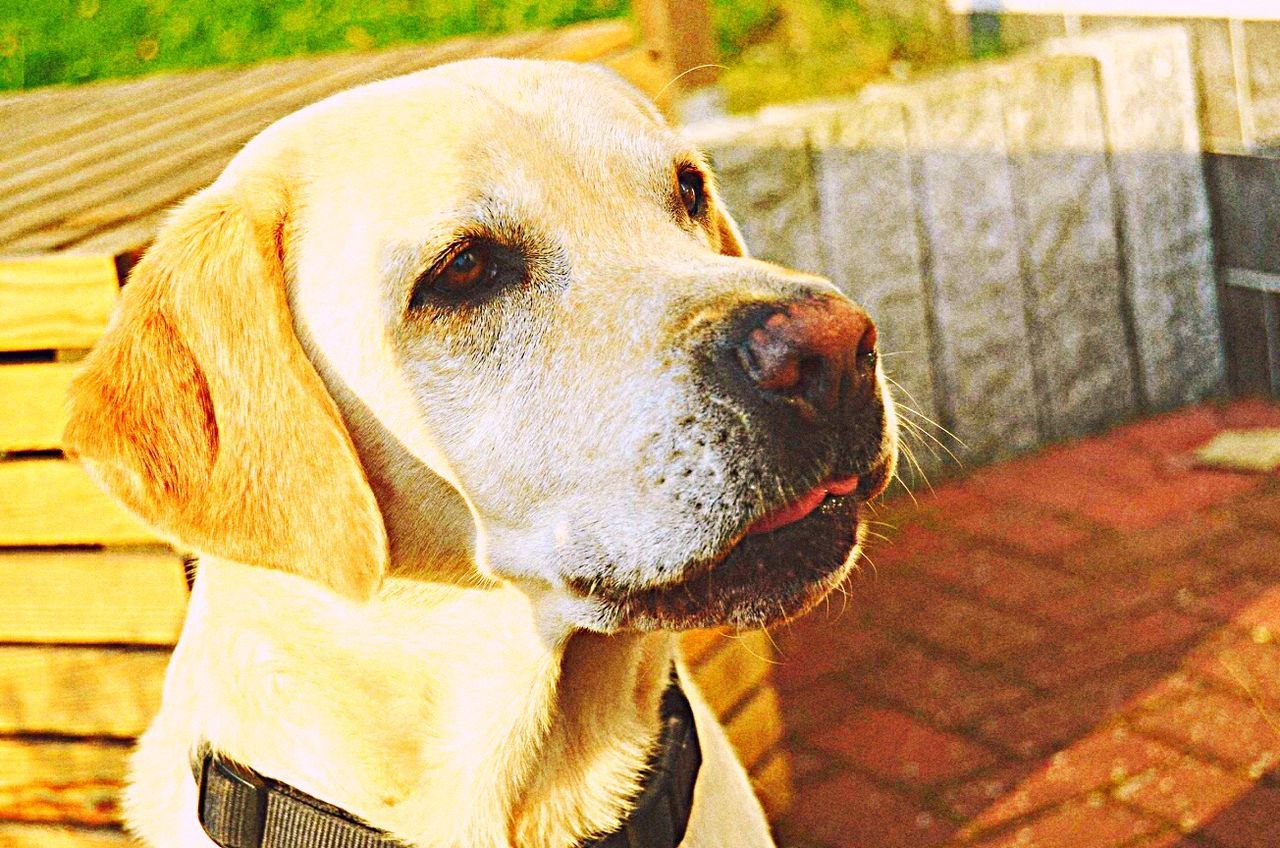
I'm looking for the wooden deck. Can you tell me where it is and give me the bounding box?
[0,19,787,846]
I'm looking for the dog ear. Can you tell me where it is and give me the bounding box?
[713,202,749,258]
[64,182,389,600]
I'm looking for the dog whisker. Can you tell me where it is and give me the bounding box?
[862,518,899,533]
[858,551,880,581]
[894,439,932,497]
[894,414,962,471]
[891,401,968,454]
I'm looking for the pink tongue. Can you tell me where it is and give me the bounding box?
[746,476,860,535]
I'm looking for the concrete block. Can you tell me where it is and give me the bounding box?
[1120,153,1223,407]
[1184,18,1247,152]
[1050,27,1226,408]
[901,71,1042,464]
[1246,21,1280,144]
[1000,54,1139,440]
[1118,153,1222,406]
[1074,16,1246,149]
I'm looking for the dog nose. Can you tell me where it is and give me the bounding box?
[734,297,877,419]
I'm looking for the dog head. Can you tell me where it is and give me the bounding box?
[65,59,897,632]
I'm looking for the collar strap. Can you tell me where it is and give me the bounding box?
[195,669,701,848]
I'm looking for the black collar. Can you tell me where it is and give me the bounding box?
[194,669,701,848]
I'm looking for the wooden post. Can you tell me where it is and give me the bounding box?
[633,0,719,91]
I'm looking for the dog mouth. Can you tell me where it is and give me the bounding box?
[577,460,892,631]
[744,474,862,535]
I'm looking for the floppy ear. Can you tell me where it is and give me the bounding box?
[64,183,388,600]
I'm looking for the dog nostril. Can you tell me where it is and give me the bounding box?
[758,358,801,393]
[728,296,876,418]
[796,356,824,393]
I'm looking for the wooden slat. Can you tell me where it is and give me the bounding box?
[0,739,129,826]
[0,460,157,547]
[2,151,232,255]
[0,64,305,203]
[688,630,772,717]
[2,39,528,253]
[0,55,396,235]
[0,823,134,848]
[1224,266,1280,294]
[0,362,78,452]
[0,71,220,163]
[0,29,553,203]
[0,551,186,645]
[0,646,167,737]
[0,257,117,353]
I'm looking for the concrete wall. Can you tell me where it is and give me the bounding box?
[953,13,1280,152]
[685,27,1226,477]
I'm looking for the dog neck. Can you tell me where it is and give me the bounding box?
[150,557,674,848]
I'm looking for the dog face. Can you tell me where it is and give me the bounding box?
[65,59,896,632]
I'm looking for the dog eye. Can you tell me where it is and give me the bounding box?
[438,244,491,293]
[410,240,511,310]
[677,168,705,218]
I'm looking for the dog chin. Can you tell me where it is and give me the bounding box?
[571,494,865,632]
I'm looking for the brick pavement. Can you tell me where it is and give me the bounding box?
[770,399,1280,848]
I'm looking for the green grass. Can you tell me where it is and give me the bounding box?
[716,0,958,113]
[0,0,953,111]
[0,0,632,91]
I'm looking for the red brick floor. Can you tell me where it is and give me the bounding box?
[770,398,1280,848]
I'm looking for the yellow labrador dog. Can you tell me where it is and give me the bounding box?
[65,59,896,848]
